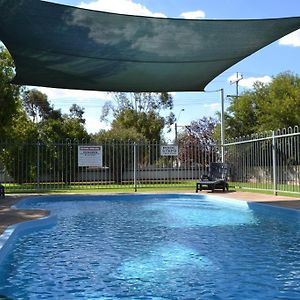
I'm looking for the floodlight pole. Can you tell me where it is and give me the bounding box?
[221,88,225,163]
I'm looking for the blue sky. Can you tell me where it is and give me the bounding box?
[3,0,300,140]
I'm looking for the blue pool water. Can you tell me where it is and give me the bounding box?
[0,194,300,299]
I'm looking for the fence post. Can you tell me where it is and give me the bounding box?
[37,141,40,191]
[133,142,137,192]
[221,88,225,163]
[272,131,277,195]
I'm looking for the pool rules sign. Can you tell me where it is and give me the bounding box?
[160,145,178,156]
[78,145,103,167]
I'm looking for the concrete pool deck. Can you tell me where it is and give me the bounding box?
[0,191,299,235]
[0,195,49,234]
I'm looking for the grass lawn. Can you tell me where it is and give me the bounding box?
[2,180,299,197]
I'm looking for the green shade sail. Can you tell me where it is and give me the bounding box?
[0,0,300,92]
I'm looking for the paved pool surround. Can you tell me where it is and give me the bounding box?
[0,195,49,234]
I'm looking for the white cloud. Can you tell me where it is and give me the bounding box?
[227,74,272,89]
[179,10,206,20]
[202,102,219,109]
[34,86,112,102]
[279,29,300,47]
[32,86,113,133]
[228,73,243,83]
[78,0,166,17]
[240,76,272,88]
[85,117,111,134]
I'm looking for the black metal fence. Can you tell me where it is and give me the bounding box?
[0,140,219,192]
[0,126,299,194]
[225,126,300,195]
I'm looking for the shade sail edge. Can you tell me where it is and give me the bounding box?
[0,0,300,92]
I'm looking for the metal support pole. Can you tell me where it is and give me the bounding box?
[272,131,277,195]
[175,123,178,143]
[133,142,137,192]
[221,88,225,163]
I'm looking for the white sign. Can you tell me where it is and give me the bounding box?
[160,145,178,156]
[78,145,103,167]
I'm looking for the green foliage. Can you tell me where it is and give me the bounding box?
[91,124,150,184]
[0,46,23,138]
[22,89,62,122]
[39,117,89,143]
[0,47,38,183]
[92,127,145,143]
[226,91,258,137]
[21,88,88,142]
[100,92,175,141]
[0,46,90,183]
[225,72,300,139]
[94,92,174,182]
[111,109,164,142]
[69,104,85,124]
[7,110,38,141]
[255,72,300,131]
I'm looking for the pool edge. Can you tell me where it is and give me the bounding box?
[0,213,57,266]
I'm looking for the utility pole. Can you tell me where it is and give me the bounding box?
[230,72,243,97]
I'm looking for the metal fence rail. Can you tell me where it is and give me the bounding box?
[224,126,300,195]
[0,126,299,195]
[0,140,220,192]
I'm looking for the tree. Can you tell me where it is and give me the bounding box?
[255,72,300,131]
[97,93,175,181]
[224,72,300,139]
[182,117,217,147]
[91,127,145,183]
[37,109,90,184]
[69,104,85,124]
[0,47,91,184]
[92,127,144,142]
[22,89,62,122]
[224,92,258,138]
[177,117,218,167]
[111,108,164,142]
[101,92,175,142]
[0,46,24,138]
[0,47,39,183]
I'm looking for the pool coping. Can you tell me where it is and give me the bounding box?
[0,214,57,266]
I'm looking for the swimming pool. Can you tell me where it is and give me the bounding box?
[0,194,300,299]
